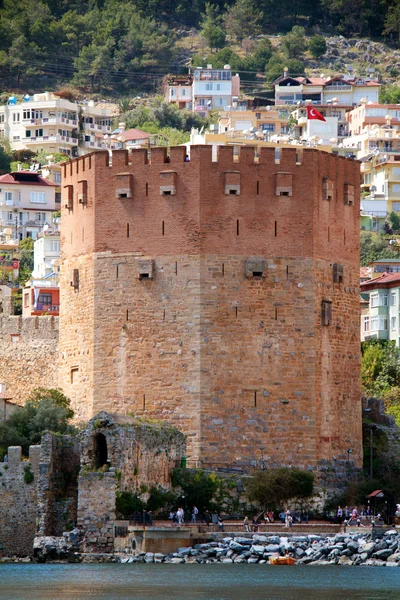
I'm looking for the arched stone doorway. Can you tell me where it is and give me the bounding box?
[93,432,108,468]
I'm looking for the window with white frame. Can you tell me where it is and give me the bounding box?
[393,167,400,175]
[53,172,61,184]
[170,88,175,97]
[30,192,46,204]
[391,316,397,330]
[382,294,388,306]
[393,184,400,193]
[12,113,20,123]
[206,83,213,90]
[370,293,379,307]
[370,316,379,331]
[391,291,397,305]
[393,202,400,211]
[3,192,12,205]
[50,240,60,252]
[364,173,372,184]
[0,114,4,123]
[380,316,388,330]
[363,316,370,332]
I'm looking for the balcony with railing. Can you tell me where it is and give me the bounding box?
[82,122,112,133]
[22,134,78,145]
[81,140,111,150]
[32,303,59,315]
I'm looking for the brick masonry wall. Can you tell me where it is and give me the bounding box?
[60,145,362,472]
[0,316,59,406]
[0,445,41,557]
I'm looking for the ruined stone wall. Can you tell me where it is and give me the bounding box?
[37,433,80,537]
[77,471,116,553]
[60,145,361,471]
[0,316,59,406]
[0,445,41,557]
[80,413,186,493]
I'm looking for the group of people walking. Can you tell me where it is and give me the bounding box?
[169,506,199,525]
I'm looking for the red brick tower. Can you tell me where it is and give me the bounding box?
[59,145,362,474]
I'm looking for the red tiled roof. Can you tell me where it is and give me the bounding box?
[360,272,400,288]
[0,172,57,187]
[121,128,151,141]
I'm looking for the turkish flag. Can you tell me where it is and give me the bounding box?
[307,106,326,122]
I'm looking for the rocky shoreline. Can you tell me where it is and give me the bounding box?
[5,529,398,565]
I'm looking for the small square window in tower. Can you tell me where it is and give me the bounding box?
[275,172,293,197]
[321,300,332,326]
[63,184,73,210]
[224,170,241,195]
[115,173,133,199]
[333,263,344,283]
[344,183,355,206]
[159,171,176,196]
[322,178,334,201]
[78,179,88,204]
[245,258,266,278]
[136,257,155,280]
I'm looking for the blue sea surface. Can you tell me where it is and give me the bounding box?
[0,563,399,600]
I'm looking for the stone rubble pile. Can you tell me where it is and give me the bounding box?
[122,530,400,566]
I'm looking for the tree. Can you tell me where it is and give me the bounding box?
[200,3,226,51]
[361,340,400,397]
[384,0,400,44]
[0,388,76,459]
[308,34,327,58]
[265,54,305,82]
[224,0,263,43]
[246,468,314,509]
[380,85,400,104]
[245,38,273,71]
[282,26,307,59]
[18,236,34,286]
[360,231,397,266]
[0,145,11,175]
[116,491,144,518]
[73,42,113,90]
[389,211,400,231]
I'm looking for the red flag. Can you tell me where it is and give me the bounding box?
[307,106,326,122]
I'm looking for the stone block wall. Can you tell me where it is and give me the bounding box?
[0,316,59,406]
[0,445,41,557]
[77,471,116,553]
[37,433,80,537]
[80,412,186,493]
[59,145,362,474]
[0,398,19,421]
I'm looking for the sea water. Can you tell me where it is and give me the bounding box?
[0,563,399,600]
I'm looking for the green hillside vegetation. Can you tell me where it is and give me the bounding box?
[0,0,400,95]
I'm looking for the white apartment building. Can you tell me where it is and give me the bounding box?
[0,92,113,157]
[192,65,240,117]
[32,227,60,279]
[0,171,57,240]
[273,75,380,106]
[165,75,193,110]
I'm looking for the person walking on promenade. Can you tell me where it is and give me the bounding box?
[192,506,198,524]
[337,506,343,522]
[243,516,251,532]
[176,507,184,525]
